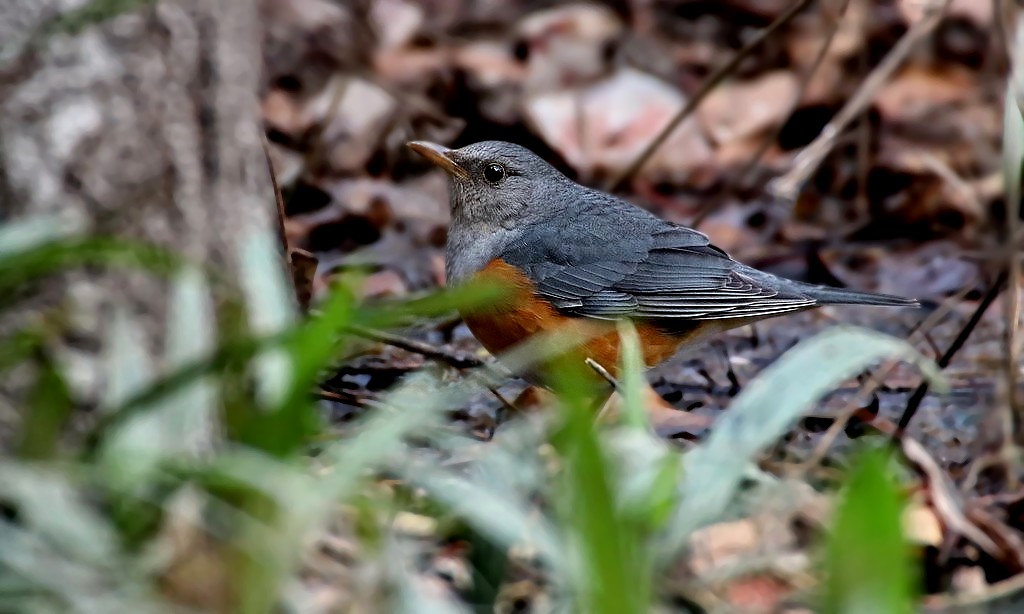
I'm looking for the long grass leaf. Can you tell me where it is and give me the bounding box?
[239,228,297,409]
[824,448,915,613]
[662,326,945,561]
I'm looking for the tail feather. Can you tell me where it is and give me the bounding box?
[789,281,919,307]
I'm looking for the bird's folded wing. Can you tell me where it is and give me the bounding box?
[516,223,817,321]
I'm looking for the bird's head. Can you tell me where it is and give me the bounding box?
[408,140,569,228]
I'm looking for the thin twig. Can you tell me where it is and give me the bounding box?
[585,357,621,390]
[895,270,1009,436]
[603,0,815,192]
[315,387,382,409]
[262,133,292,269]
[346,324,485,370]
[900,437,1002,556]
[769,0,953,202]
[692,0,850,229]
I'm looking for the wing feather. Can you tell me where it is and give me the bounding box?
[499,202,818,322]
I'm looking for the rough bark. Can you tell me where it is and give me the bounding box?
[0,0,280,432]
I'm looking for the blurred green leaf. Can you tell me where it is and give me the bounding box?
[206,370,456,612]
[406,463,565,569]
[0,328,46,375]
[240,228,298,410]
[609,430,681,533]
[100,267,217,490]
[616,321,647,430]
[85,331,272,451]
[16,352,72,460]
[824,448,915,614]
[550,359,650,614]
[162,266,218,455]
[0,519,156,612]
[361,277,510,329]
[663,326,945,560]
[0,212,85,260]
[100,309,155,412]
[38,0,157,37]
[0,464,119,566]
[255,281,356,455]
[0,239,185,305]
[98,309,160,491]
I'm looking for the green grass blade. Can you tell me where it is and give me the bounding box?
[0,212,85,259]
[16,353,72,460]
[616,321,648,430]
[662,326,945,561]
[0,464,119,566]
[549,360,650,614]
[239,228,298,410]
[823,448,915,614]
[99,268,218,490]
[162,266,218,454]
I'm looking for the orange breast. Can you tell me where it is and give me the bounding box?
[461,259,687,380]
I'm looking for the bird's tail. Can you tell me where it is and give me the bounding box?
[793,282,920,307]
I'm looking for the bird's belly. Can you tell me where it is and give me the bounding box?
[461,259,688,380]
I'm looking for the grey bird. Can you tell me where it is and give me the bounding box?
[409,139,918,380]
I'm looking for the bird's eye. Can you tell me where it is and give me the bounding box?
[483,162,506,184]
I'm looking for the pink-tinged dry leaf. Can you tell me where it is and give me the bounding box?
[696,203,763,254]
[725,575,793,611]
[263,88,310,137]
[948,566,989,596]
[899,0,992,25]
[699,72,799,145]
[903,496,944,546]
[373,47,449,84]
[454,42,529,125]
[786,0,867,89]
[369,0,424,51]
[517,3,623,92]
[324,175,449,237]
[318,78,399,173]
[360,269,408,300]
[688,519,761,577]
[948,0,994,23]
[874,65,977,122]
[455,42,528,87]
[524,68,713,181]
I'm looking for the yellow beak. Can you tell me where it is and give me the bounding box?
[407,141,469,179]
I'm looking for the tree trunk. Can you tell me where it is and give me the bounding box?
[0,0,280,432]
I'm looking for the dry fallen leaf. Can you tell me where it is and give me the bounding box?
[524,68,713,181]
[698,71,799,145]
[903,496,944,546]
[874,65,977,123]
[517,3,623,92]
[360,269,408,300]
[688,519,761,577]
[320,78,399,173]
[369,0,424,51]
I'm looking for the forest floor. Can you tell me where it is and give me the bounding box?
[262,0,1023,610]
